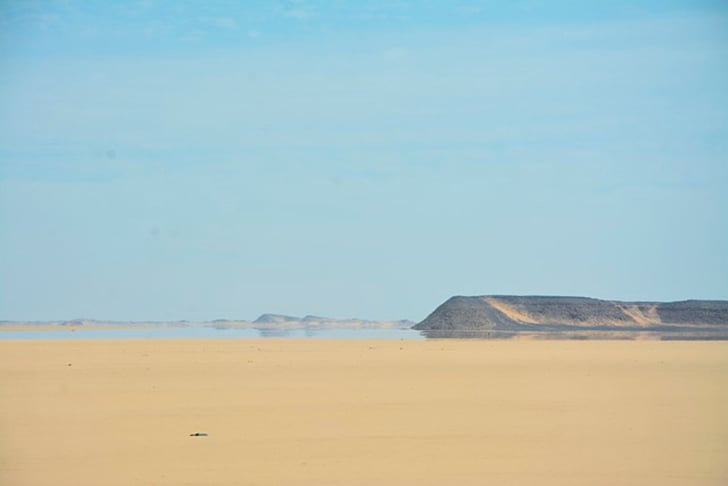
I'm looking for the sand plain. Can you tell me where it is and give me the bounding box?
[0,339,726,485]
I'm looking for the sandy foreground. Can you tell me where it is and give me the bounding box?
[1,339,726,486]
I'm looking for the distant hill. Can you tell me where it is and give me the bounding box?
[252,314,413,329]
[253,314,301,324]
[414,296,728,331]
[1,315,414,330]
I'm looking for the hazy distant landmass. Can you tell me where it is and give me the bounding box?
[0,315,415,330]
[247,314,413,329]
[4,296,728,335]
[414,296,728,331]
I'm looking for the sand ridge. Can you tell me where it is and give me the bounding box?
[482,296,540,323]
[618,304,661,326]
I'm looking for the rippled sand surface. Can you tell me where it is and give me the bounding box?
[1,339,726,485]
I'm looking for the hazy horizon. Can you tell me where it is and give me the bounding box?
[1,1,727,321]
[6,294,728,324]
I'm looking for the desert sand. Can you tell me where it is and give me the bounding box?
[1,339,726,485]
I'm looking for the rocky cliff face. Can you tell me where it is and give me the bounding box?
[414,296,728,331]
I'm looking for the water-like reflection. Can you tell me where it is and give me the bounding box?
[0,327,424,340]
[420,329,728,340]
[1,327,727,340]
[257,328,297,338]
[419,330,517,339]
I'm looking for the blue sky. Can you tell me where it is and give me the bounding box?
[1,1,727,321]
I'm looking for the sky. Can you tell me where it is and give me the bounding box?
[1,0,727,322]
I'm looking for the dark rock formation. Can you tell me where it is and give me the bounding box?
[414,296,728,331]
[654,300,728,326]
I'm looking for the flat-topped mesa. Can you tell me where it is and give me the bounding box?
[413,296,728,331]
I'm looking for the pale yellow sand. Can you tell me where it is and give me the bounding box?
[1,339,726,485]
